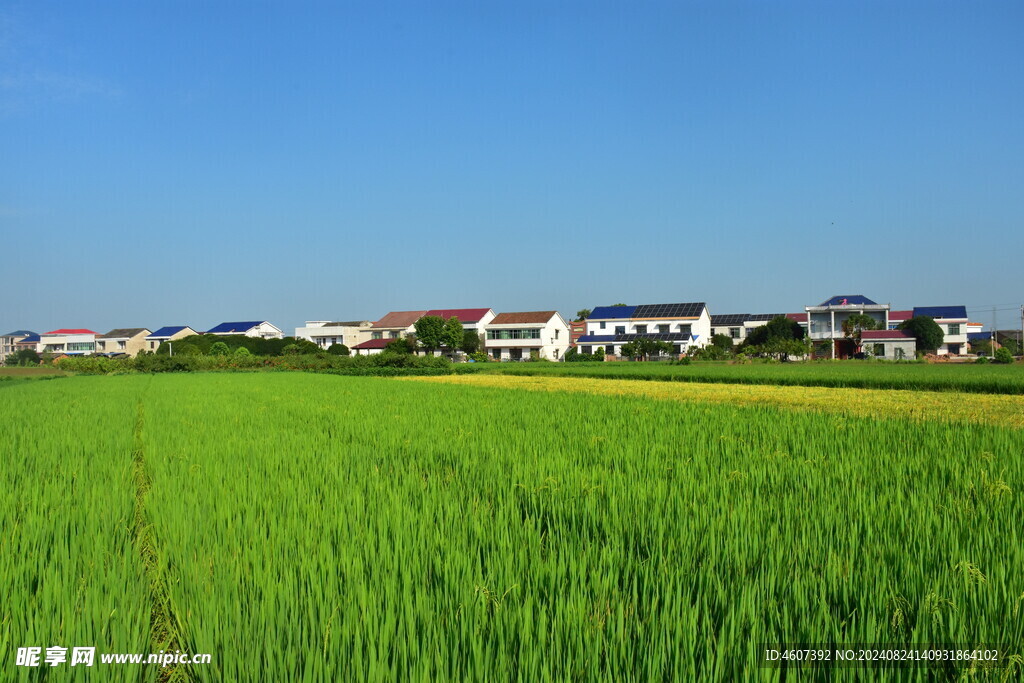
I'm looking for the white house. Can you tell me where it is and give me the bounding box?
[1,330,35,362]
[37,329,98,355]
[294,320,373,350]
[206,321,284,339]
[710,313,790,344]
[578,302,712,357]
[912,306,968,355]
[484,311,570,361]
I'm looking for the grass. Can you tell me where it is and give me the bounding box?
[461,359,1024,394]
[2,373,1022,681]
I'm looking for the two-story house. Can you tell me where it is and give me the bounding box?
[96,328,151,357]
[207,321,284,339]
[294,321,373,350]
[577,302,712,358]
[484,311,570,361]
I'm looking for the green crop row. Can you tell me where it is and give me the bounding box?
[2,374,1022,681]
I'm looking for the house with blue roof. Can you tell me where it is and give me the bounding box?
[145,326,199,352]
[578,302,711,358]
[207,321,284,340]
[804,295,973,358]
[912,306,968,355]
[1,330,37,362]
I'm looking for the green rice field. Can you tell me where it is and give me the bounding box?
[464,359,1024,394]
[2,373,1023,681]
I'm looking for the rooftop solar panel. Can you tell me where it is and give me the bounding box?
[711,314,749,326]
[633,302,706,319]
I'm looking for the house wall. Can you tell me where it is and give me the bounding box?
[38,334,96,355]
[295,322,372,349]
[145,328,196,352]
[97,331,149,357]
[868,339,916,360]
[1,335,27,361]
[484,315,570,361]
[934,319,968,355]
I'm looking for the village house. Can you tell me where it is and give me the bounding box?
[96,328,151,357]
[577,302,712,358]
[484,311,570,361]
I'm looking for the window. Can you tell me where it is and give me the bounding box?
[492,348,501,360]
[582,346,592,354]
[657,325,669,333]
[554,329,560,339]
[599,321,606,330]
[729,327,741,339]
[118,341,126,349]
[678,324,691,336]
[615,326,625,335]
[873,343,885,356]
[948,324,960,335]
[635,325,647,334]
[388,331,399,339]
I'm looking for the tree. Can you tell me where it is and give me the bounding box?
[234,346,251,356]
[441,317,464,355]
[841,313,880,344]
[413,316,445,354]
[621,338,673,361]
[744,316,805,348]
[327,344,350,356]
[711,334,734,352]
[575,309,591,321]
[210,341,230,356]
[898,316,944,354]
[970,338,993,356]
[994,347,1015,364]
[386,335,417,354]
[5,348,40,366]
[460,330,481,354]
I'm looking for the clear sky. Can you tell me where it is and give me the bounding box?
[3,1,1023,335]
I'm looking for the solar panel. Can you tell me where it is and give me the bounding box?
[711,314,748,326]
[633,302,705,319]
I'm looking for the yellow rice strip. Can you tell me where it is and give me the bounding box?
[401,374,1024,429]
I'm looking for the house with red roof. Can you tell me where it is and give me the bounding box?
[37,329,99,355]
[485,311,570,361]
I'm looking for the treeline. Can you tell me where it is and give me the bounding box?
[156,334,331,356]
[56,352,452,376]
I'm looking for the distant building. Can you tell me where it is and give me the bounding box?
[365,311,427,342]
[38,329,98,355]
[294,321,373,350]
[485,311,570,361]
[912,306,967,355]
[207,321,284,339]
[569,319,586,347]
[861,330,916,360]
[96,328,151,357]
[145,326,199,352]
[577,303,712,358]
[710,313,787,344]
[1,330,36,362]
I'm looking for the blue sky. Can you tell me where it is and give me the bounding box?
[3,1,1022,335]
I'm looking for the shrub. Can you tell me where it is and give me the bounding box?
[994,347,1014,364]
[327,344,350,356]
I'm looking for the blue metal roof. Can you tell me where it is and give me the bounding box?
[20,333,40,343]
[588,306,637,319]
[2,330,36,337]
[820,295,878,306]
[912,306,967,320]
[967,332,990,341]
[147,326,190,339]
[577,334,619,343]
[207,321,264,334]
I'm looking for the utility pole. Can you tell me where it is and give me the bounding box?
[991,306,997,358]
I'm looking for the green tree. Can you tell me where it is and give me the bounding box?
[575,309,592,321]
[841,313,880,343]
[234,346,251,356]
[621,338,673,361]
[327,344,350,356]
[413,316,445,354]
[386,335,417,354]
[994,347,1015,364]
[744,316,806,348]
[210,341,230,356]
[441,317,464,355]
[711,334,734,352]
[898,316,944,354]
[5,348,40,366]
[460,330,481,354]
[970,338,993,356]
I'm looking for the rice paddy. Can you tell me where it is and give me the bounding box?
[2,373,1023,681]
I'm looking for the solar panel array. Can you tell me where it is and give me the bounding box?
[746,313,785,322]
[633,302,705,319]
[615,333,691,342]
[711,314,748,326]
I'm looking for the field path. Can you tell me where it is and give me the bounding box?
[403,374,1024,429]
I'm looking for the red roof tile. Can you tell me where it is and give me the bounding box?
[44,329,97,335]
[786,313,807,322]
[371,311,427,329]
[888,310,913,321]
[491,311,559,325]
[352,338,395,349]
[424,308,492,323]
